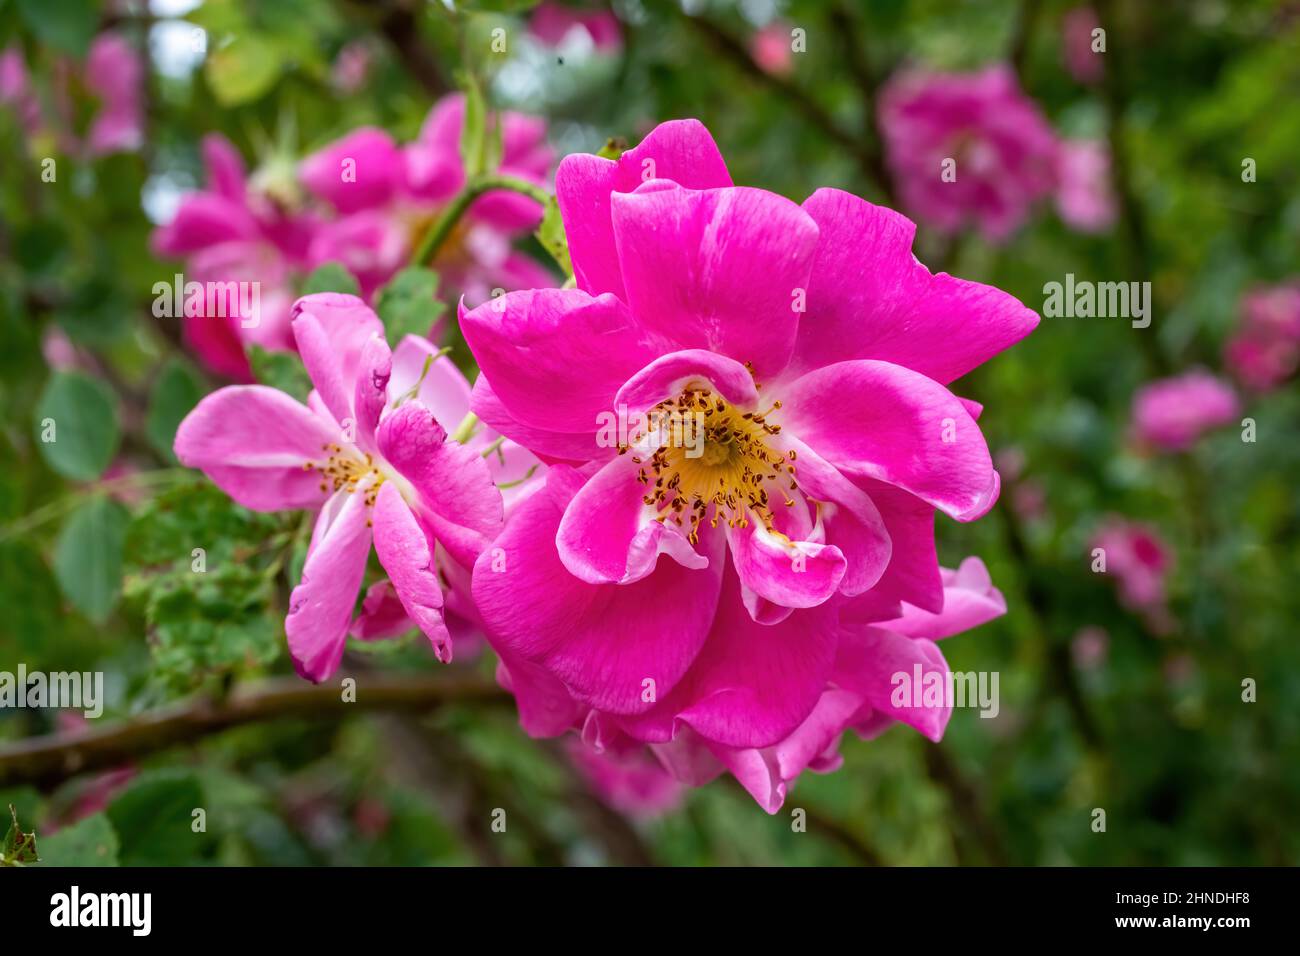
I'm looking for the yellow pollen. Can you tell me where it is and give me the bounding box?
[304,446,385,504]
[631,384,798,546]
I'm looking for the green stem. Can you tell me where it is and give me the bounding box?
[0,469,189,543]
[411,174,551,267]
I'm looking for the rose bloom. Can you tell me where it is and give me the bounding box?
[1225,282,1300,391]
[879,64,1113,239]
[1091,519,1171,612]
[299,93,554,304]
[1131,371,1240,452]
[174,294,538,680]
[459,119,1034,810]
[152,135,320,379]
[879,65,1059,240]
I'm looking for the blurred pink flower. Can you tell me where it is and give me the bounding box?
[0,46,41,134]
[1071,626,1110,669]
[879,65,1061,241]
[45,32,145,157]
[41,328,80,371]
[80,32,145,156]
[529,2,623,52]
[153,135,319,379]
[1062,7,1104,85]
[566,739,683,818]
[174,295,538,681]
[1091,518,1173,632]
[1055,139,1116,232]
[751,22,795,76]
[2,33,143,154]
[1132,371,1240,452]
[331,41,374,94]
[299,94,554,304]
[1225,281,1300,391]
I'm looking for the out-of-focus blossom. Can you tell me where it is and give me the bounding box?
[1062,7,1104,85]
[1071,626,1109,669]
[751,22,794,76]
[299,94,554,304]
[1131,371,1240,452]
[566,740,683,818]
[0,46,41,134]
[1055,139,1116,232]
[331,41,375,95]
[2,33,143,155]
[45,32,145,157]
[152,135,319,379]
[462,119,1034,810]
[174,294,538,681]
[1091,518,1173,633]
[1225,282,1300,391]
[79,33,145,156]
[41,329,80,371]
[879,65,1061,241]
[529,2,623,52]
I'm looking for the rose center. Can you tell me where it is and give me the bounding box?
[624,385,798,545]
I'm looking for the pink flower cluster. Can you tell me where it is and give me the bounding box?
[174,118,1036,811]
[1131,370,1240,453]
[153,94,554,380]
[1225,281,1300,392]
[1090,518,1174,634]
[1,32,144,157]
[878,64,1115,240]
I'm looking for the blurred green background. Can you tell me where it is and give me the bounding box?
[1,0,1297,866]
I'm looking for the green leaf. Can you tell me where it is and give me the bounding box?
[146,359,206,462]
[37,813,118,867]
[249,346,312,403]
[53,497,129,624]
[14,0,96,57]
[375,266,445,347]
[124,481,287,689]
[1,804,39,865]
[107,770,210,866]
[301,261,361,297]
[54,278,132,347]
[34,372,121,481]
[205,33,284,107]
[536,196,574,278]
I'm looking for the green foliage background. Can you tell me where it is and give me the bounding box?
[1,0,1297,866]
